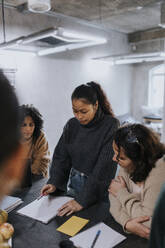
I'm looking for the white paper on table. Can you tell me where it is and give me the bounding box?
[0,196,23,213]
[8,238,12,247]
[17,195,73,224]
[70,222,126,248]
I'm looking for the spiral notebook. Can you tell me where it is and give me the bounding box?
[17,195,73,224]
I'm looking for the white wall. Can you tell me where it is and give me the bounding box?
[0,8,133,155]
[3,52,132,155]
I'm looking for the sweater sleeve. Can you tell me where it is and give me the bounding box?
[74,118,118,208]
[109,167,131,230]
[47,123,72,191]
[115,160,165,228]
[31,132,50,178]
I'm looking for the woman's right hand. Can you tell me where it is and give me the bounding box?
[40,184,56,196]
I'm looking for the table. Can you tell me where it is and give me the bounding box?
[9,178,148,248]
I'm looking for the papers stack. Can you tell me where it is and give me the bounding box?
[70,222,126,248]
[0,196,23,213]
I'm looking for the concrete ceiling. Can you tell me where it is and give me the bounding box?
[3,0,163,34]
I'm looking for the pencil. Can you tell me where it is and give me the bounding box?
[90,230,101,248]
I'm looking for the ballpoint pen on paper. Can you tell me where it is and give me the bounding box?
[37,195,44,200]
[90,230,101,248]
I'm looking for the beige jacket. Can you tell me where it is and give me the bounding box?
[30,132,50,177]
[109,156,165,229]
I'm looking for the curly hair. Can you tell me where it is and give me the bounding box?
[71,81,114,116]
[19,105,43,141]
[114,124,165,183]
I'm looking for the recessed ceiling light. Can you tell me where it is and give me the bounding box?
[136,6,143,10]
[28,0,51,13]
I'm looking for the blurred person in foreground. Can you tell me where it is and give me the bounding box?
[0,70,26,200]
[149,183,165,248]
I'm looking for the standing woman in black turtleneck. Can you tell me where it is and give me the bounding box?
[41,82,119,216]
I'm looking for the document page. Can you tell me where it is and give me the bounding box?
[17,195,73,224]
[0,196,23,213]
[70,222,126,248]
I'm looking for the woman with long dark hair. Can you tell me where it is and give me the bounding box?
[109,124,165,238]
[41,81,119,215]
[19,105,50,178]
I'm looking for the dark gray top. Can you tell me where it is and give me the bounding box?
[48,110,119,208]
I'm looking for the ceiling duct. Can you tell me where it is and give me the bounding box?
[0,27,107,56]
[0,27,81,54]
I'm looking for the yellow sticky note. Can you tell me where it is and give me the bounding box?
[57,216,89,236]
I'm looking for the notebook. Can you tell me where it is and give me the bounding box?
[17,195,73,224]
[57,216,89,236]
[0,196,23,213]
[70,222,126,248]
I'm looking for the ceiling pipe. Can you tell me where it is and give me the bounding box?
[3,2,121,34]
[0,1,164,35]
[93,51,165,65]
[0,3,16,10]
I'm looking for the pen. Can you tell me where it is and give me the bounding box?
[90,230,101,248]
[37,194,44,200]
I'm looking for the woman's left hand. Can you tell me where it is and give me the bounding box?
[57,199,83,216]
[125,216,150,239]
[108,176,127,197]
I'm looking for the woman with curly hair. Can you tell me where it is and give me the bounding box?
[108,124,165,239]
[41,81,119,216]
[19,105,50,179]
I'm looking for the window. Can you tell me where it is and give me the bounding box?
[148,64,165,108]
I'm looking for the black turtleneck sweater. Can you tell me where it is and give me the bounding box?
[48,110,119,208]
